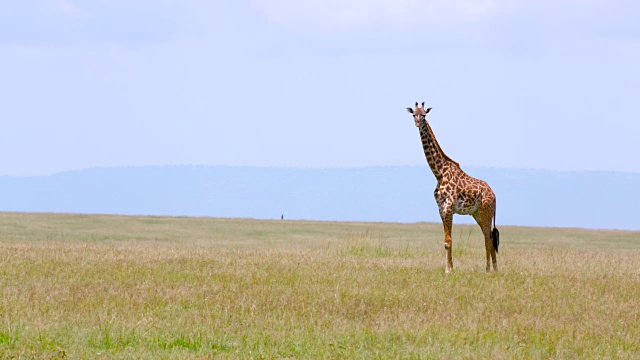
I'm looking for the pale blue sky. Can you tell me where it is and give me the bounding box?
[1,1,638,176]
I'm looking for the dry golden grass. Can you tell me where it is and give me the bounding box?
[1,212,639,359]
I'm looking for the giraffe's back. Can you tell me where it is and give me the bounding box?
[453,172,496,216]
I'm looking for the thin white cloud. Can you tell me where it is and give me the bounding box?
[251,0,614,33]
[251,0,499,31]
[0,1,227,47]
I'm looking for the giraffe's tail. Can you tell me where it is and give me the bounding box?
[492,227,500,253]
[491,213,499,253]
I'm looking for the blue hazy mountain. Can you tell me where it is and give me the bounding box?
[1,165,637,230]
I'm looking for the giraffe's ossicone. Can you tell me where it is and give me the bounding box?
[407,102,499,273]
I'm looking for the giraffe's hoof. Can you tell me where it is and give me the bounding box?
[445,263,453,274]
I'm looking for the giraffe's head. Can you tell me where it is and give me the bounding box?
[406,102,432,127]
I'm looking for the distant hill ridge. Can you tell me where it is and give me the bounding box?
[1,165,638,230]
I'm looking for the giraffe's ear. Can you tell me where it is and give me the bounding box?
[425,107,432,114]
[406,107,414,114]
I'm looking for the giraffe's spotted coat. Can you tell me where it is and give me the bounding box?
[407,102,499,273]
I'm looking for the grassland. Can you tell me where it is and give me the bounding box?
[1,212,639,359]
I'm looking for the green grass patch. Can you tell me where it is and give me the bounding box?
[0,212,639,358]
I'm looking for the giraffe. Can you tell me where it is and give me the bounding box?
[406,102,499,273]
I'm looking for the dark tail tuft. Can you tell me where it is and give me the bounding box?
[492,227,500,253]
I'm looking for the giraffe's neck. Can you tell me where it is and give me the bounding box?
[418,121,457,183]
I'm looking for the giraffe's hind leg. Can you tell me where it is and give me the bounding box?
[473,210,497,272]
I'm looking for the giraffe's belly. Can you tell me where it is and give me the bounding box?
[454,198,480,215]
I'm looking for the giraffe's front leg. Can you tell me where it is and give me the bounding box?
[440,208,454,274]
[436,191,455,274]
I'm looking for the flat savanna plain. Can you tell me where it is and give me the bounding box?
[1,213,639,359]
